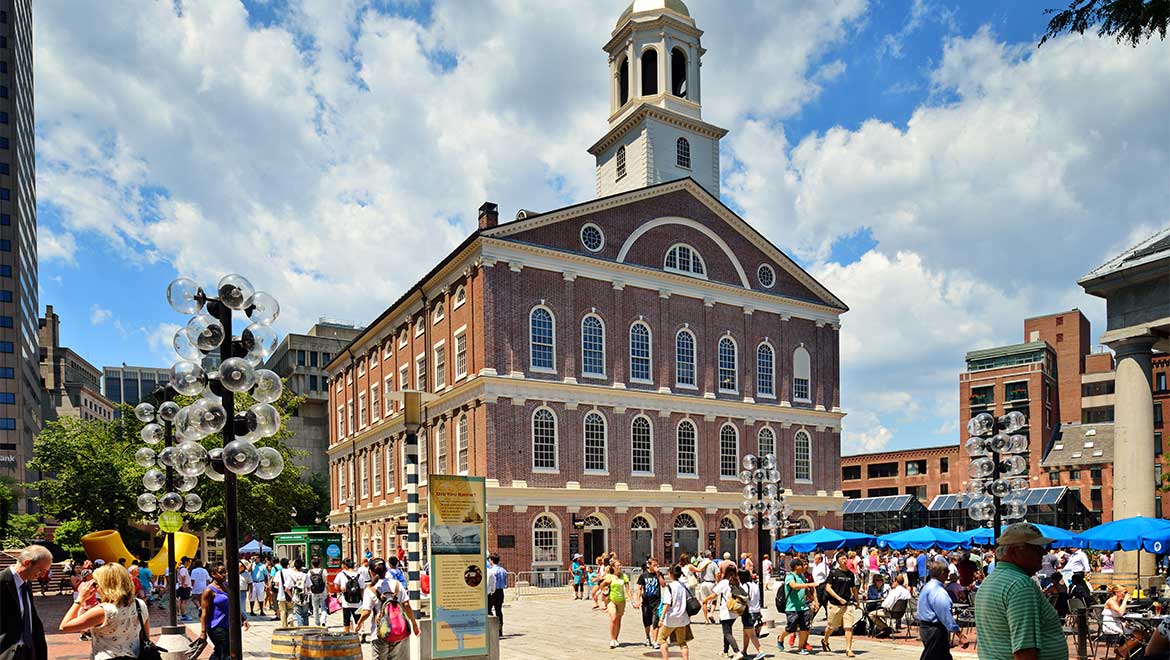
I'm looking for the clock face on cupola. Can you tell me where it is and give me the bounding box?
[589,0,727,199]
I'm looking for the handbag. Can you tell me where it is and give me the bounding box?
[327,594,342,614]
[135,601,164,660]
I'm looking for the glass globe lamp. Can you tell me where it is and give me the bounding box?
[223,440,260,475]
[173,327,201,360]
[143,468,166,492]
[252,370,283,404]
[141,423,164,445]
[167,277,202,314]
[1000,411,1027,434]
[966,413,996,437]
[158,401,181,423]
[134,402,156,423]
[255,446,285,480]
[159,492,184,512]
[176,441,210,477]
[217,274,255,310]
[134,447,157,468]
[183,493,203,513]
[742,454,759,471]
[170,360,207,396]
[246,291,280,325]
[186,314,225,352]
[743,516,757,530]
[137,493,159,513]
[247,402,281,438]
[219,357,256,393]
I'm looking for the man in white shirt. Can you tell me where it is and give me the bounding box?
[811,554,830,622]
[656,565,693,660]
[189,559,210,616]
[356,561,419,657]
[333,559,367,633]
[868,575,912,638]
[177,557,193,622]
[273,558,293,627]
[1063,547,1091,576]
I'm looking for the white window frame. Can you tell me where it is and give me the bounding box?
[415,354,426,391]
[793,346,812,403]
[398,366,409,411]
[581,313,606,379]
[583,411,608,474]
[370,348,378,369]
[758,426,776,460]
[370,385,380,422]
[631,415,654,476]
[414,317,425,337]
[358,393,367,428]
[436,423,447,475]
[532,407,559,472]
[580,223,605,252]
[795,429,813,482]
[398,331,408,349]
[358,358,366,377]
[386,442,395,493]
[346,400,354,436]
[675,328,697,389]
[433,302,444,324]
[677,419,698,478]
[337,405,345,439]
[676,136,691,169]
[719,423,739,479]
[383,341,393,360]
[664,243,707,279]
[433,340,446,391]
[757,264,776,289]
[718,335,738,394]
[529,306,556,373]
[453,286,466,309]
[756,341,775,399]
[616,145,626,181]
[418,428,428,486]
[400,440,407,491]
[372,447,382,495]
[348,462,355,502]
[384,376,393,416]
[532,514,561,564]
[338,464,347,503]
[629,321,653,384]
[454,327,468,380]
[457,415,469,475]
[360,454,369,498]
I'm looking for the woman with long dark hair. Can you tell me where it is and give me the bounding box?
[198,563,249,659]
[703,564,745,659]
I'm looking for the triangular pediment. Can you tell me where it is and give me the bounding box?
[484,178,847,312]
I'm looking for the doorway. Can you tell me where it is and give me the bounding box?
[631,516,653,564]
[582,515,608,561]
[718,517,738,558]
[673,513,699,563]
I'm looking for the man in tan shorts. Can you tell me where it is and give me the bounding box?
[822,553,860,656]
[658,565,694,660]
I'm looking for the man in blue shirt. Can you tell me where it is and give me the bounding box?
[916,552,929,588]
[917,560,967,660]
[487,554,508,635]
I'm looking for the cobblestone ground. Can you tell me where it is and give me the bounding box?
[42,587,983,659]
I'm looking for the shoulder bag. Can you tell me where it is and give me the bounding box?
[135,600,164,660]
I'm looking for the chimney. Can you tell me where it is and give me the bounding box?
[478,202,498,230]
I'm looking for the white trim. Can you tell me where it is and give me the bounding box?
[532,513,563,564]
[532,406,560,472]
[675,328,697,389]
[619,218,748,287]
[718,422,739,479]
[582,410,608,473]
[629,320,653,384]
[414,317,425,337]
[433,302,444,325]
[530,305,557,373]
[580,223,606,253]
[630,414,655,476]
[756,340,776,399]
[757,425,777,460]
[454,328,469,381]
[757,264,776,289]
[453,285,467,309]
[662,242,708,280]
[676,418,698,477]
[718,334,739,394]
[793,428,813,483]
[581,313,607,378]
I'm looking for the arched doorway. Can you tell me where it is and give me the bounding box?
[630,515,653,564]
[719,516,738,558]
[582,515,608,561]
[672,513,699,562]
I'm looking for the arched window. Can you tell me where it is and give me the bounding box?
[532,408,557,470]
[454,285,466,308]
[457,414,469,474]
[676,137,690,169]
[664,244,706,277]
[629,321,652,382]
[631,415,653,474]
[794,429,812,481]
[675,329,696,387]
[581,315,606,377]
[671,47,687,97]
[793,346,811,401]
[719,424,739,478]
[583,411,607,472]
[673,513,697,528]
[758,427,775,460]
[530,307,555,371]
[718,336,738,392]
[436,423,447,475]
[677,420,697,476]
[641,48,658,96]
[618,56,630,106]
[532,514,560,563]
[632,516,652,529]
[757,342,775,397]
[616,145,627,180]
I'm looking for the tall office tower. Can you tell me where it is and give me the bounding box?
[0,0,38,513]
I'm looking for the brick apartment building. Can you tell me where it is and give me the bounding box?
[840,445,961,502]
[326,0,848,573]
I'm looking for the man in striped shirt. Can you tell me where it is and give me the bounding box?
[974,523,1068,660]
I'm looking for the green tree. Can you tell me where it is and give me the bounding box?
[52,519,90,555]
[1040,0,1169,47]
[3,514,41,547]
[0,475,19,541]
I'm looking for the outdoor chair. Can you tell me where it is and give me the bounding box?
[1089,607,1122,660]
[904,597,919,640]
[885,598,909,637]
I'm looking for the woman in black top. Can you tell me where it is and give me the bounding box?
[1043,571,1070,617]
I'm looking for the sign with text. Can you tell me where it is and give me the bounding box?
[428,475,488,658]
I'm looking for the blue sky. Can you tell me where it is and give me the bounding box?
[33,0,1169,454]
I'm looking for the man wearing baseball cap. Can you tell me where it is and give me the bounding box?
[974,523,1068,660]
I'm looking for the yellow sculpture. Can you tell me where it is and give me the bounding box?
[81,530,200,576]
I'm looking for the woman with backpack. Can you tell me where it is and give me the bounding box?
[307,557,329,626]
[356,561,419,660]
[332,559,366,633]
[738,569,764,660]
[703,564,746,659]
[284,559,311,627]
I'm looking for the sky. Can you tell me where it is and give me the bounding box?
[33,0,1169,455]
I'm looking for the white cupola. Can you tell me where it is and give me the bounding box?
[588,0,727,198]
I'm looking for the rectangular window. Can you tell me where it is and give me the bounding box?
[841,465,861,481]
[1158,463,1164,485]
[677,423,697,476]
[437,425,447,475]
[384,377,393,416]
[297,350,306,366]
[906,485,927,500]
[399,366,408,407]
[358,393,367,428]
[905,459,927,476]
[940,457,949,473]
[386,443,396,493]
[0,240,10,251]
[0,112,7,124]
[1157,373,1167,391]
[631,418,651,474]
[1090,467,1103,482]
[372,449,382,495]
[401,440,407,487]
[941,484,950,494]
[675,333,695,387]
[309,374,318,391]
[338,465,347,502]
[867,487,899,497]
[370,385,379,421]
[434,343,446,390]
[0,265,9,276]
[323,352,331,364]
[455,332,468,379]
[970,385,994,407]
[630,324,651,382]
[0,393,13,404]
[416,355,426,391]
[1005,381,1028,402]
[1157,432,1163,457]
[337,406,345,439]
[0,418,14,430]
[793,377,810,401]
[1069,469,1081,480]
[1156,403,1164,426]
[360,455,369,498]
[0,342,11,353]
[1049,471,1060,485]
[1090,487,1102,503]
[719,429,738,478]
[347,402,354,435]
[867,462,898,479]
[310,351,319,367]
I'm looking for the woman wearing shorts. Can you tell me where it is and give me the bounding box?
[598,559,633,649]
[738,569,764,660]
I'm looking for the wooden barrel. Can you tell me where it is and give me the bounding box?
[269,626,326,659]
[298,633,362,660]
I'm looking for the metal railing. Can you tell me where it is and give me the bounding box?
[507,567,645,598]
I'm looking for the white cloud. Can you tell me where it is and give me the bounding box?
[89,305,113,325]
[842,409,895,454]
[38,228,78,264]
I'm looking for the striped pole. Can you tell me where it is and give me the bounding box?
[406,428,420,608]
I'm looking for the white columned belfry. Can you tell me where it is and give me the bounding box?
[590,0,727,198]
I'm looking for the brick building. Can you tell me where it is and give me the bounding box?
[38,305,114,424]
[326,0,847,573]
[840,445,961,503]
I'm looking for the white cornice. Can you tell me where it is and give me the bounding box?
[588,104,727,156]
[482,238,842,324]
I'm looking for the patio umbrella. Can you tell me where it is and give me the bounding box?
[1071,516,1170,552]
[964,524,1075,546]
[877,526,970,550]
[238,539,273,554]
[773,528,876,553]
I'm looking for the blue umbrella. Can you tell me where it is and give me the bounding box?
[964,524,1075,546]
[773,528,876,553]
[238,539,273,554]
[1071,516,1170,552]
[877,526,970,550]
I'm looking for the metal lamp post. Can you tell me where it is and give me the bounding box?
[738,453,791,614]
[161,274,288,659]
[964,410,1030,545]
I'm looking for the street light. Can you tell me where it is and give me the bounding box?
[738,452,791,618]
[965,410,1030,545]
[163,273,286,660]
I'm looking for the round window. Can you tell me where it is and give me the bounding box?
[758,264,776,288]
[580,224,604,252]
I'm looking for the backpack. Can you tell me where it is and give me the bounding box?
[374,581,411,643]
[678,581,701,617]
[343,572,362,603]
[309,569,326,594]
[727,583,748,616]
[289,574,310,606]
[777,579,789,612]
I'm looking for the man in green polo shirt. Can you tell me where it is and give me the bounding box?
[974,522,1068,660]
